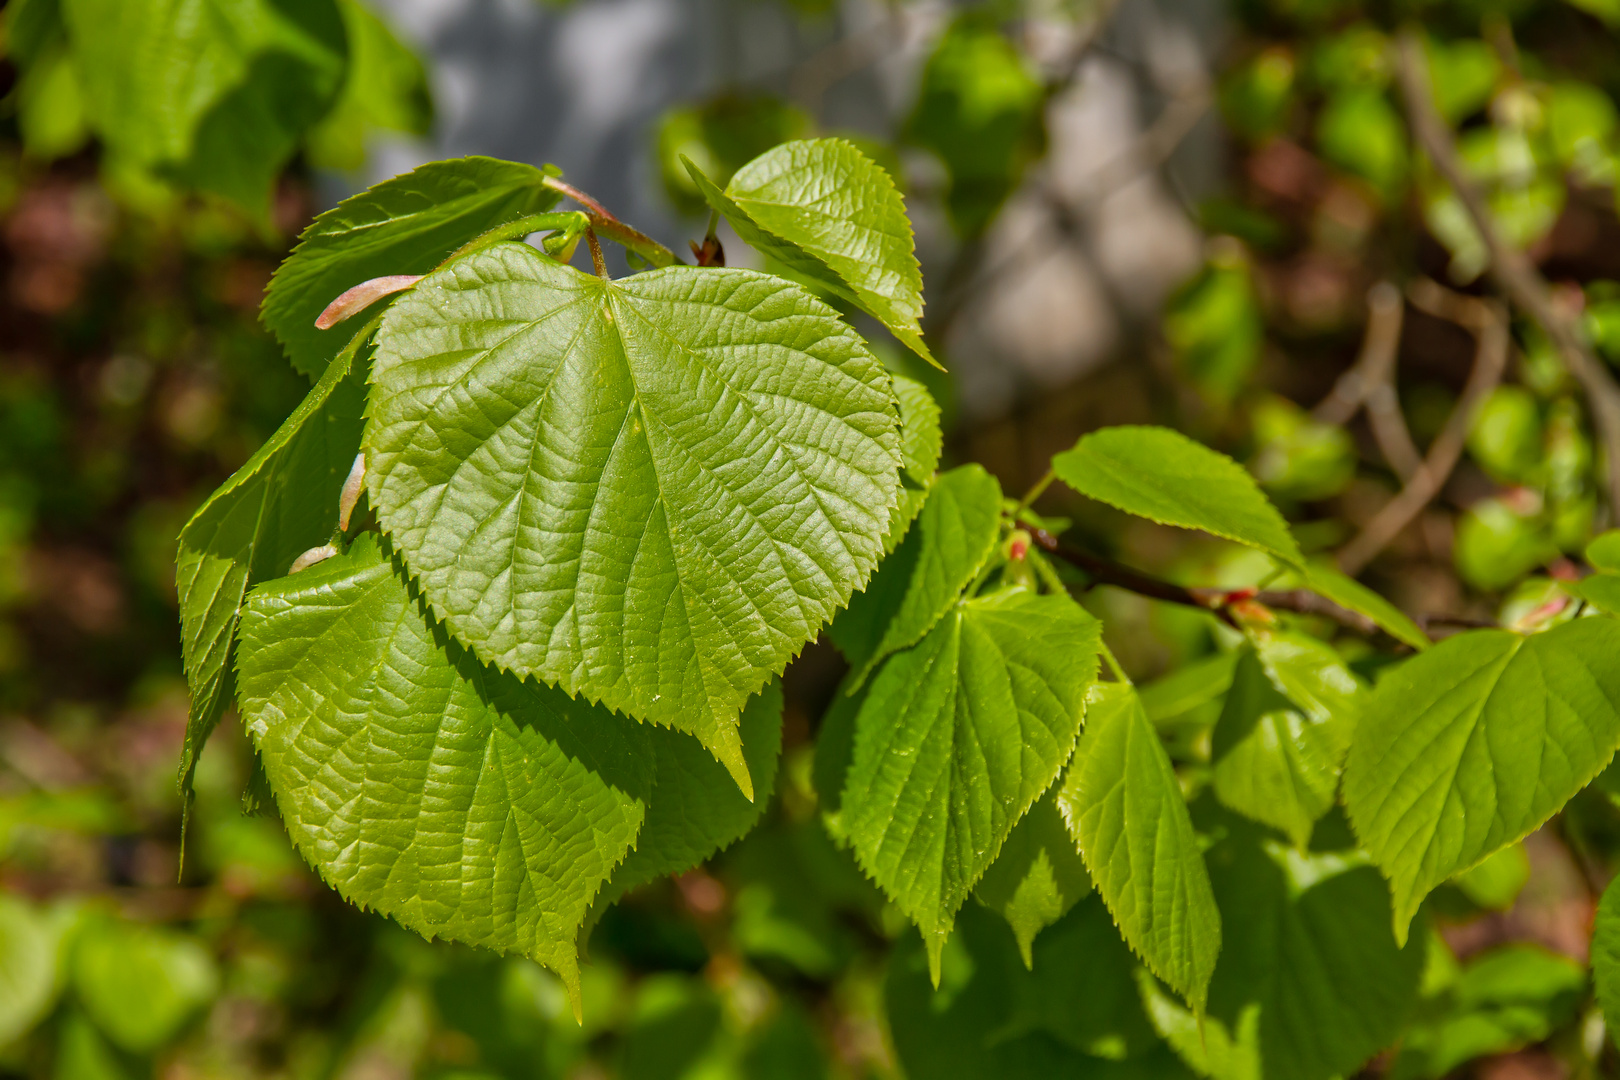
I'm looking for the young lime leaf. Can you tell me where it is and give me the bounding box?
[1059,681,1222,1014]
[264,156,560,380]
[842,589,1101,980]
[685,138,938,368]
[829,464,1003,686]
[1143,836,1425,1080]
[1299,560,1430,649]
[303,0,433,172]
[1344,619,1620,943]
[63,0,347,220]
[175,319,374,809]
[72,918,218,1054]
[235,535,655,1002]
[884,374,944,551]
[1213,634,1362,849]
[1052,426,1303,568]
[1596,877,1620,1032]
[1566,573,1620,614]
[1589,529,1620,572]
[365,246,902,797]
[593,683,784,912]
[972,787,1092,968]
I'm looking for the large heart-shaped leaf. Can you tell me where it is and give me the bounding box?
[175,319,373,805]
[687,138,937,367]
[829,464,1003,686]
[1213,632,1363,848]
[236,535,655,1000]
[365,245,902,796]
[840,588,1100,978]
[264,156,560,380]
[1053,426,1303,568]
[1060,681,1223,1013]
[1142,836,1425,1080]
[1344,619,1620,942]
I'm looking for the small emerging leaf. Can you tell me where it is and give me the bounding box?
[1059,681,1222,1013]
[365,245,903,796]
[1344,619,1620,943]
[1053,426,1303,568]
[687,138,938,367]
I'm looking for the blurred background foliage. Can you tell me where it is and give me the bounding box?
[4,0,1620,1076]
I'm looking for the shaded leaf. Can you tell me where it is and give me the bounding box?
[1566,573,1620,614]
[264,156,560,380]
[973,787,1092,968]
[1053,426,1303,568]
[1595,875,1620,1033]
[365,246,902,795]
[829,464,1002,686]
[884,373,943,551]
[236,535,656,998]
[73,917,218,1054]
[687,137,936,366]
[1343,620,1620,943]
[842,589,1100,977]
[303,0,433,172]
[1059,682,1222,1013]
[0,895,74,1047]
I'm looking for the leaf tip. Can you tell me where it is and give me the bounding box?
[925,932,946,989]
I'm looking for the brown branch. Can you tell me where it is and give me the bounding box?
[1337,287,1511,574]
[1315,282,1424,481]
[1396,28,1620,514]
[541,176,678,268]
[1028,529,1380,636]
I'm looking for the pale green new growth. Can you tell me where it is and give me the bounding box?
[175,319,374,806]
[831,464,1003,687]
[264,156,559,379]
[687,138,939,367]
[1053,426,1304,568]
[1060,681,1222,1013]
[972,787,1092,968]
[365,246,901,795]
[1344,619,1620,943]
[236,536,654,1004]
[842,588,1101,982]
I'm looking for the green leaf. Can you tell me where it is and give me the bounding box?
[1213,633,1362,848]
[884,373,944,551]
[886,901,1189,1080]
[1052,426,1303,568]
[829,464,1002,685]
[1594,875,1620,1032]
[62,0,347,219]
[655,91,811,217]
[842,589,1100,977]
[686,137,937,367]
[1566,574,1620,614]
[1589,529,1620,571]
[264,156,560,381]
[973,787,1092,968]
[73,917,218,1054]
[1298,561,1430,650]
[174,318,373,807]
[594,683,783,910]
[0,895,74,1047]
[1344,619,1620,944]
[235,535,656,998]
[1143,836,1425,1080]
[302,0,433,172]
[1059,681,1222,1013]
[365,246,902,796]
[1450,842,1530,911]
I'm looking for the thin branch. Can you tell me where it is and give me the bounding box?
[1396,28,1620,514]
[1316,282,1424,480]
[1337,288,1511,574]
[541,176,679,268]
[585,228,608,279]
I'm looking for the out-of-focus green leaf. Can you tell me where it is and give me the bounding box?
[365,246,902,791]
[1344,620,1620,942]
[1164,252,1264,407]
[904,13,1044,237]
[1316,88,1407,199]
[843,589,1100,978]
[0,896,75,1047]
[1453,495,1556,591]
[1221,47,1295,140]
[1054,425,1303,568]
[1595,875,1620,1032]
[1143,836,1425,1080]
[1564,0,1620,29]
[1566,572,1620,613]
[1311,24,1388,90]
[1588,529,1620,571]
[303,0,433,172]
[1547,81,1617,185]
[14,43,90,160]
[973,787,1092,968]
[1426,37,1499,124]
[1467,386,1543,484]
[657,92,810,216]
[62,0,348,219]
[263,156,560,381]
[1450,842,1530,911]
[1060,682,1222,1013]
[73,918,218,1054]
[829,464,1003,685]
[1248,394,1356,502]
